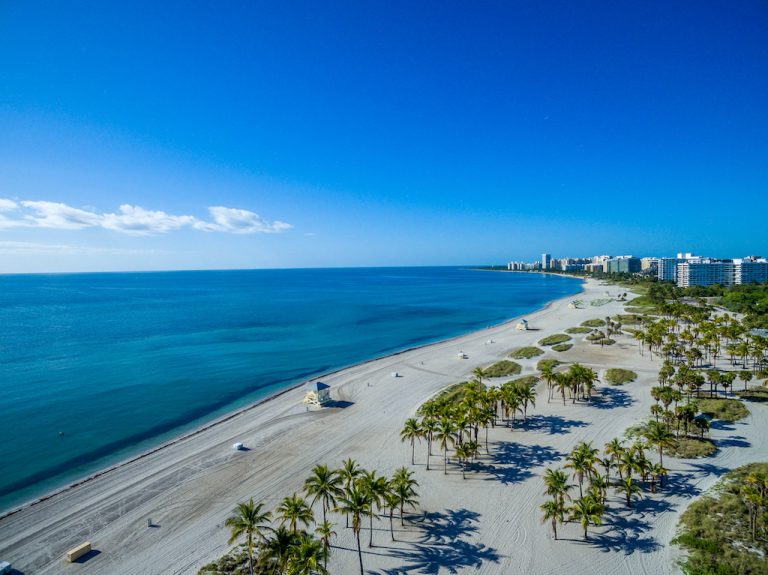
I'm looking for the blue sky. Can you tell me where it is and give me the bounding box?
[1,1,766,272]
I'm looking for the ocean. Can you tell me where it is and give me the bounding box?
[0,267,582,512]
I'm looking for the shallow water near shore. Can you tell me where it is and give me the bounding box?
[0,267,581,511]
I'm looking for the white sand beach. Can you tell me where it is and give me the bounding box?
[1,277,766,574]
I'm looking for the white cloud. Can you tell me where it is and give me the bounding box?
[0,241,169,255]
[102,205,198,235]
[20,200,103,230]
[0,198,291,236]
[199,206,293,234]
[0,198,18,212]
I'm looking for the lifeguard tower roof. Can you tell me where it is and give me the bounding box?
[307,381,330,391]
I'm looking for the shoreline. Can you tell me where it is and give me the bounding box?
[0,277,585,521]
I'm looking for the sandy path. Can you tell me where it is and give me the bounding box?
[1,278,764,575]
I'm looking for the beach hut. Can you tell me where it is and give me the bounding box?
[515,319,529,331]
[303,381,332,406]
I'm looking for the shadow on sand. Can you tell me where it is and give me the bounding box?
[469,441,563,485]
[369,508,500,574]
[522,414,589,435]
[590,387,633,410]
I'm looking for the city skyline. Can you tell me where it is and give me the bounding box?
[1,2,767,273]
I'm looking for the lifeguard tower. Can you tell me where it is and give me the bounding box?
[304,381,332,407]
[515,319,529,331]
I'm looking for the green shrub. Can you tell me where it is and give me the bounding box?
[484,360,522,378]
[509,346,544,359]
[581,319,606,327]
[604,368,637,385]
[736,387,768,402]
[565,326,592,334]
[552,343,572,352]
[696,398,749,422]
[538,334,572,346]
[668,437,717,458]
[673,462,768,575]
[537,358,561,371]
[508,375,540,387]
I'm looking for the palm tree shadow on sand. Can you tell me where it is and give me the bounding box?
[522,414,589,435]
[471,441,563,485]
[369,508,501,574]
[589,387,633,410]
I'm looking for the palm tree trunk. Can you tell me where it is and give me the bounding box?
[411,440,415,465]
[369,512,374,547]
[443,448,447,475]
[389,508,395,541]
[356,531,364,575]
[247,535,255,575]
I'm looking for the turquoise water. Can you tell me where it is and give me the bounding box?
[0,267,582,511]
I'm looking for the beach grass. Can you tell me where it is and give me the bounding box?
[669,437,718,458]
[604,368,637,385]
[509,346,545,359]
[673,463,768,575]
[565,326,592,334]
[484,360,522,378]
[581,319,606,327]
[538,334,572,346]
[736,387,768,402]
[552,343,572,352]
[696,398,749,421]
[537,358,562,371]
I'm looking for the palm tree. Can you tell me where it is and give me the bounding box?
[472,366,487,385]
[400,418,422,465]
[543,468,572,505]
[262,526,299,575]
[314,521,336,572]
[339,458,362,527]
[277,493,315,533]
[434,417,456,475]
[616,476,643,508]
[304,465,343,525]
[391,467,419,526]
[643,420,675,468]
[569,496,603,540]
[421,418,438,470]
[516,382,537,423]
[336,486,371,575]
[287,534,329,575]
[358,470,388,547]
[224,498,273,575]
[566,442,598,498]
[739,369,754,392]
[540,498,566,540]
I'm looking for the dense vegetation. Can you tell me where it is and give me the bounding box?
[696,398,750,422]
[537,358,562,371]
[565,326,593,334]
[581,319,606,328]
[539,334,572,346]
[552,343,573,352]
[674,463,768,575]
[510,346,545,359]
[484,360,522,378]
[604,369,637,386]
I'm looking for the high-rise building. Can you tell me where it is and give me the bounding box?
[658,252,699,283]
[607,256,641,274]
[541,253,551,270]
[677,257,768,287]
